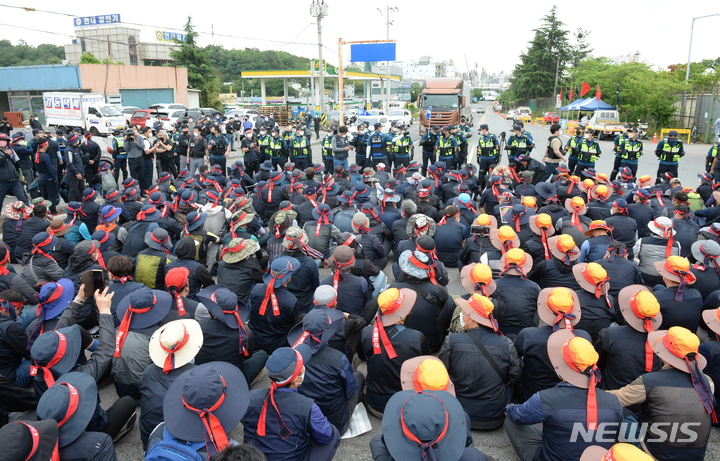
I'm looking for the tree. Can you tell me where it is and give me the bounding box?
[0,40,65,66]
[411,82,423,102]
[80,52,101,64]
[510,5,571,100]
[169,16,222,109]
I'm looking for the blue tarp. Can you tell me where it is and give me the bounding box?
[561,98,616,111]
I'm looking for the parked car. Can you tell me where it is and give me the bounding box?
[119,106,140,125]
[226,108,260,118]
[178,108,225,124]
[476,106,485,114]
[349,116,391,135]
[516,107,532,123]
[130,109,161,130]
[506,109,517,121]
[387,109,412,126]
[542,112,559,125]
[149,103,188,111]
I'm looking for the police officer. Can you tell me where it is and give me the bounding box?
[707,141,719,177]
[617,127,643,179]
[435,125,458,168]
[64,132,84,202]
[241,128,260,177]
[208,125,229,175]
[564,124,585,173]
[476,124,499,182]
[383,123,396,170]
[392,125,413,171]
[367,122,387,171]
[609,123,632,181]
[256,125,271,166]
[654,130,684,184]
[506,124,533,163]
[0,132,27,205]
[456,116,471,166]
[450,124,466,170]
[574,128,601,176]
[420,124,440,176]
[321,125,336,173]
[351,123,368,171]
[111,128,128,182]
[268,127,286,171]
[291,125,312,171]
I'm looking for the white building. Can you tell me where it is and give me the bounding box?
[394,56,436,81]
[65,25,175,66]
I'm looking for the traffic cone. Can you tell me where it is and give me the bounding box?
[652,132,657,143]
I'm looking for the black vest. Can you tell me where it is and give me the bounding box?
[298,345,351,430]
[599,325,662,390]
[574,289,616,343]
[434,220,465,267]
[493,276,541,336]
[540,259,581,290]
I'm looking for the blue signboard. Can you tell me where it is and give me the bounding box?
[156,30,186,42]
[74,14,121,28]
[350,43,396,62]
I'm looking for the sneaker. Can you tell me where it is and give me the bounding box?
[113,412,137,443]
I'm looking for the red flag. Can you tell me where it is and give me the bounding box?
[596,84,601,101]
[580,81,591,97]
[569,86,574,100]
[560,88,563,101]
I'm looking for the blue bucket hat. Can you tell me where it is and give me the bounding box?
[185,211,207,232]
[115,287,172,331]
[197,285,249,327]
[100,204,122,224]
[263,256,300,288]
[37,372,97,447]
[286,308,344,354]
[91,230,115,251]
[30,324,83,385]
[311,203,333,222]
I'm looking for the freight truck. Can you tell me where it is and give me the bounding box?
[43,92,126,136]
[418,78,473,135]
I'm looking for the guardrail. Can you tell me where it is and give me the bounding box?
[660,128,691,144]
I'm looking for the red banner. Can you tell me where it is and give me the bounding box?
[580,81,591,97]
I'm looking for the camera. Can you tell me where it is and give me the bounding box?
[470,224,491,236]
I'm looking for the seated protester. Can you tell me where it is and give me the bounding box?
[458,214,497,268]
[14,203,50,259]
[514,170,537,198]
[47,217,76,270]
[181,211,221,265]
[112,287,172,401]
[390,200,416,255]
[0,294,32,389]
[440,294,521,430]
[690,240,720,301]
[248,256,300,354]
[146,362,250,460]
[361,288,430,416]
[0,243,36,301]
[556,196,593,247]
[171,189,200,228]
[578,220,613,263]
[91,230,119,268]
[104,188,132,225]
[529,235,581,291]
[22,232,64,287]
[63,202,91,246]
[96,205,126,253]
[700,307,720,419]
[217,237,263,305]
[671,205,700,259]
[595,285,663,392]
[2,201,31,263]
[135,228,175,290]
[455,192,479,229]
[414,180,442,222]
[121,204,161,260]
[288,309,363,434]
[36,373,127,461]
[377,188,401,230]
[281,227,321,314]
[628,188,659,238]
[434,205,468,268]
[604,198,638,259]
[303,203,341,262]
[62,240,106,330]
[585,184,613,221]
[0,420,62,461]
[222,207,262,245]
[395,213,437,259]
[595,242,645,304]
[164,267,201,319]
[243,345,341,461]
[359,202,393,259]
[505,330,624,461]
[199,190,231,274]
[296,185,319,227]
[149,192,183,243]
[370,388,493,461]
[634,217,681,287]
[502,203,536,244]
[79,188,101,234]
[492,249,541,336]
[332,191,360,233]
[537,182,569,226]
[514,287,592,403]
[29,288,120,402]
[654,256,704,332]
[196,285,268,385]
[699,222,720,243]
[580,444,654,461]
[352,212,388,269]
[138,318,202,449]
[609,327,716,461]
[165,237,214,301]
[573,262,618,342]
[25,279,74,350]
[255,170,285,222]
[320,245,370,317]
[105,255,146,327]
[522,213,555,267]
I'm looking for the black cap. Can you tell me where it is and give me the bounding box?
[480,124,489,130]
[431,125,440,130]
[374,123,382,129]
[668,130,678,137]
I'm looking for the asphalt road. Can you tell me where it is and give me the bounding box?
[8,110,720,460]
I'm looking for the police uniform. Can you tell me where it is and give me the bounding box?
[322,131,335,173]
[476,133,499,177]
[435,132,458,169]
[456,121,471,165]
[574,137,601,176]
[291,134,311,171]
[420,128,439,176]
[618,138,643,177]
[655,136,684,183]
[392,132,412,171]
[269,133,286,171]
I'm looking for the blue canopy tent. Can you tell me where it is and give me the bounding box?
[561,98,591,111]
[576,98,616,110]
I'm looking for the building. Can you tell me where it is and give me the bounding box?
[607,51,641,66]
[369,80,411,107]
[395,56,436,82]
[65,25,175,66]
[0,64,189,126]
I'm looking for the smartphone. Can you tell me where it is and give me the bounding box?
[80,269,105,298]
[92,270,105,293]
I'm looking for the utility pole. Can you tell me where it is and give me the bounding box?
[378,6,398,112]
[552,53,560,106]
[311,0,329,114]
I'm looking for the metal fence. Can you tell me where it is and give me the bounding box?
[676,93,720,141]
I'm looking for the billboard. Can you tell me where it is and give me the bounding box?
[155,31,186,42]
[74,14,121,28]
[350,43,396,62]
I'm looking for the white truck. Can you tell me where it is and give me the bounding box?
[43,92,126,136]
[585,110,624,140]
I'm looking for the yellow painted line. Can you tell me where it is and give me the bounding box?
[475,113,486,128]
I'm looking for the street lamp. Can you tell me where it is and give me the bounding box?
[681,13,720,124]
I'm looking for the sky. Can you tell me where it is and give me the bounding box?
[0,0,718,75]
